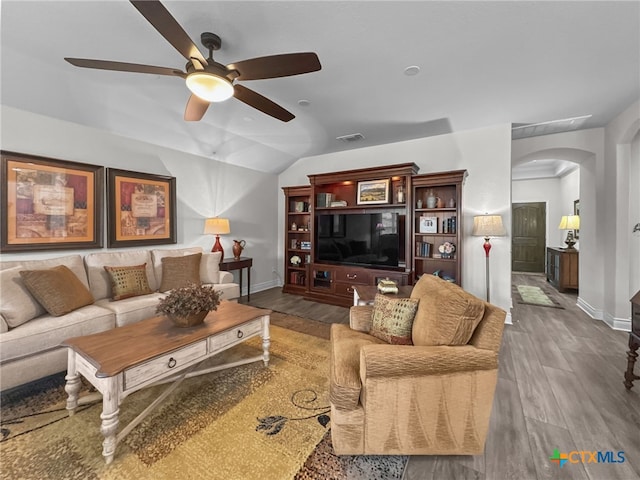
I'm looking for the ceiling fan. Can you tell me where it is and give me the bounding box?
[64,0,321,122]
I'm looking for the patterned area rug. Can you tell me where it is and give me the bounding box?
[0,324,407,480]
[513,285,565,309]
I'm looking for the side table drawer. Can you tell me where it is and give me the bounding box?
[124,340,207,390]
[209,319,262,353]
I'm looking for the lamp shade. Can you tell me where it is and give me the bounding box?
[204,218,230,235]
[472,215,506,237]
[558,215,580,230]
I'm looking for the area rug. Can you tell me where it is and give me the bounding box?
[514,284,564,309]
[0,324,407,480]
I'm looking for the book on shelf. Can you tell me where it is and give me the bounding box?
[415,241,433,257]
[289,271,306,286]
[442,216,457,234]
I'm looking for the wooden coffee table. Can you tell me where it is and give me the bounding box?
[62,301,271,464]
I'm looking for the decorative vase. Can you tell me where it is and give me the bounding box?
[168,311,208,328]
[417,199,423,209]
[232,239,246,259]
[426,190,437,209]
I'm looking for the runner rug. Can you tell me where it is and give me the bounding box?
[0,324,407,480]
[513,284,565,309]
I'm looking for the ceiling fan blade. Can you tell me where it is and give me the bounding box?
[184,94,210,121]
[228,53,321,81]
[130,0,207,66]
[65,58,185,77]
[233,84,294,122]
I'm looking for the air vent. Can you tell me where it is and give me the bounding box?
[336,133,365,143]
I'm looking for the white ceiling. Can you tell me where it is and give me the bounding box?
[1,1,638,175]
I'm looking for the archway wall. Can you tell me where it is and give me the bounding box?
[513,129,604,319]
[603,100,640,324]
[512,99,640,330]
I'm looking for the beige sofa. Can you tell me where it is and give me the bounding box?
[330,274,506,455]
[0,247,239,391]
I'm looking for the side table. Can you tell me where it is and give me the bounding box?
[352,285,413,306]
[220,257,253,302]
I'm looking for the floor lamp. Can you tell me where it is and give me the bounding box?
[472,214,506,303]
[204,218,230,261]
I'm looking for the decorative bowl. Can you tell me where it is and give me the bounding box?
[167,311,208,328]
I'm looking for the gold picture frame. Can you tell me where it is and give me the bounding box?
[357,178,390,205]
[1,151,103,252]
[107,168,176,248]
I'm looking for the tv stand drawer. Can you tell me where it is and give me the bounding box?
[335,268,369,285]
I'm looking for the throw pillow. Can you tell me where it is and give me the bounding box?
[1,266,45,327]
[370,294,420,345]
[159,253,202,292]
[104,263,153,300]
[200,252,222,284]
[19,265,95,317]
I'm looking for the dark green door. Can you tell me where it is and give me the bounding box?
[512,202,546,273]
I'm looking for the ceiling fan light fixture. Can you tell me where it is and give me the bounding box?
[186,71,234,102]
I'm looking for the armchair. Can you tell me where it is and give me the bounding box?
[329,274,506,455]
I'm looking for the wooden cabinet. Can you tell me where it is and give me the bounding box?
[546,247,578,292]
[282,186,311,294]
[411,170,467,285]
[307,262,411,307]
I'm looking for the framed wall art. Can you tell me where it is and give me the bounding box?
[107,168,176,248]
[1,151,103,252]
[357,178,390,205]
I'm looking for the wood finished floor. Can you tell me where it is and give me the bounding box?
[248,275,640,480]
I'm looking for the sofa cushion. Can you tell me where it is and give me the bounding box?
[159,253,202,292]
[330,323,386,411]
[1,266,45,328]
[20,265,95,317]
[1,254,89,289]
[104,263,154,300]
[95,293,165,327]
[370,294,419,345]
[215,283,241,301]
[85,251,156,299]
[200,252,222,284]
[410,275,485,346]
[0,304,115,364]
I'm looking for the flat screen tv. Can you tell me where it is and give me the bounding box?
[315,212,404,268]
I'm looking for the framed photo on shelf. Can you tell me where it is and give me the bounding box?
[357,178,390,205]
[107,168,176,248]
[1,151,103,252]
[419,216,438,233]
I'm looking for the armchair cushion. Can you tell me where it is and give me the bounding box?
[360,344,498,378]
[370,294,419,345]
[411,275,485,346]
[330,324,385,411]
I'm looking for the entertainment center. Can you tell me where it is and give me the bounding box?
[282,163,466,306]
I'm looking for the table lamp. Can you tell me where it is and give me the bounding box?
[472,214,506,302]
[204,218,230,260]
[558,215,580,250]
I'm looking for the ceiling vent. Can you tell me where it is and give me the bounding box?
[511,115,592,140]
[336,133,365,143]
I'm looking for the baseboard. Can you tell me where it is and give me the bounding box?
[504,312,513,325]
[250,280,281,295]
[603,311,632,332]
[576,296,603,320]
[577,296,631,332]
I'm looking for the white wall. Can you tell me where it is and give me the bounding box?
[603,100,640,323]
[0,106,280,294]
[559,168,580,249]
[278,124,514,315]
[512,99,640,330]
